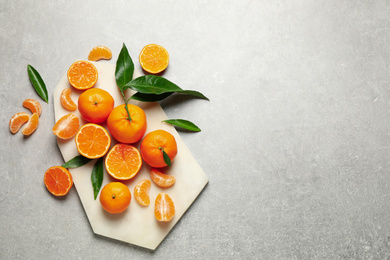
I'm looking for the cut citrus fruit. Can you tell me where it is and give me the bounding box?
[21,113,39,136]
[139,44,169,74]
[75,123,111,159]
[52,113,80,139]
[23,99,42,116]
[100,182,131,214]
[140,129,178,168]
[88,45,112,61]
[60,88,77,111]
[154,193,175,222]
[67,60,98,90]
[105,144,142,180]
[44,166,73,196]
[150,168,176,188]
[9,112,30,134]
[134,179,151,206]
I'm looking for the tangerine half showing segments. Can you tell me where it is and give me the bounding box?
[75,123,111,159]
[140,130,178,168]
[105,144,142,180]
[67,60,98,90]
[78,88,114,124]
[44,166,73,196]
[100,182,131,214]
[139,44,169,74]
[107,104,147,144]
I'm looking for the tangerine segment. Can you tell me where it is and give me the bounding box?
[52,113,80,139]
[21,113,39,136]
[78,88,114,123]
[155,193,175,222]
[44,166,73,196]
[134,179,151,206]
[105,144,142,180]
[23,99,42,116]
[60,88,77,111]
[67,60,98,90]
[88,46,112,61]
[150,168,176,188]
[139,44,169,74]
[9,112,30,134]
[75,123,111,159]
[107,104,147,144]
[140,130,178,168]
[100,182,131,214]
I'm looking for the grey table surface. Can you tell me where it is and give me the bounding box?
[1,0,390,259]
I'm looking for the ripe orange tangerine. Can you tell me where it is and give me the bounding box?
[60,88,77,111]
[23,99,42,116]
[139,44,169,74]
[100,182,131,214]
[21,113,39,136]
[75,123,111,159]
[88,45,112,61]
[154,193,175,222]
[150,168,176,188]
[107,104,147,144]
[44,166,73,196]
[67,60,98,90]
[140,130,178,168]
[105,144,142,180]
[78,88,114,123]
[52,113,80,139]
[9,112,30,134]
[134,179,151,207]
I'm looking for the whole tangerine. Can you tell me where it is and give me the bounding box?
[107,104,147,144]
[99,182,131,214]
[78,88,114,123]
[140,129,178,168]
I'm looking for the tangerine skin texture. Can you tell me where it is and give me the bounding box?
[78,88,114,124]
[107,104,147,144]
[100,182,131,214]
[140,130,178,168]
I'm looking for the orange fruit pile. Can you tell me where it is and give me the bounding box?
[139,44,169,74]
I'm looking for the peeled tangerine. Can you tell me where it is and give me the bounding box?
[154,193,175,222]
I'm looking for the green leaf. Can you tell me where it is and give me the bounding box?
[162,119,201,132]
[125,75,209,100]
[91,157,104,200]
[162,150,172,167]
[130,92,173,102]
[27,65,48,103]
[62,155,92,168]
[115,43,134,91]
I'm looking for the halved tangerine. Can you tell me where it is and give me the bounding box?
[105,144,142,180]
[44,166,73,196]
[67,60,98,90]
[88,45,112,61]
[134,179,151,206]
[60,88,77,111]
[52,113,80,139]
[150,168,176,188]
[75,123,111,159]
[23,99,42,116]
[139,44,169,74]
[9,112,30,134]
[154,193,175,222]
[21,113,39,136]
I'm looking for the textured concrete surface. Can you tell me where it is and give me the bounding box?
[1,0,390,259]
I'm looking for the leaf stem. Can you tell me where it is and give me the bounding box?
[120,90,132,121]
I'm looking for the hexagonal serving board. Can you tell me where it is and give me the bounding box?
[53,61,208,250]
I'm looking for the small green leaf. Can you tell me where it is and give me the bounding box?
[91,157,104,200]
[62,155,92,168]
[162,150,172,167]
[27,65,48,103]
[125,75,209,100]
[115,43,134,91]
[162,119,201,132]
